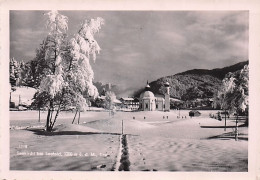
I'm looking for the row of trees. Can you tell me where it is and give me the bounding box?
[214,64,248,117]
[14,11,105,131]
[213,64,248,139]
[10,58,31,86]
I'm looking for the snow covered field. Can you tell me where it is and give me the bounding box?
[9,110,248,171]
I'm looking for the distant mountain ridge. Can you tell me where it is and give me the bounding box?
[176,61,248,80]
[134,60,248,101]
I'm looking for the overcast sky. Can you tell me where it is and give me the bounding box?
[10,11,248,96]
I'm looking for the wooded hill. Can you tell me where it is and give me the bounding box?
[133,60,248,101]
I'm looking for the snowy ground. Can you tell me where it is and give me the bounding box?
[9,110,248,171]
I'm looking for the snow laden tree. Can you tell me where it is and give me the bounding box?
[10,58,19,86]
[34,11,104,131]
[35,10,69,131]
[213,75,234,130]
[9,58,26,86]
[214,65,249,139]
[105,91,116,116]
[29,40,50,88]
[68,17,104,124]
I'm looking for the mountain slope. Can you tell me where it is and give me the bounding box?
[176,61,248,79]
[135,60,248,101]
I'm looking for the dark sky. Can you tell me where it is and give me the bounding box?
[10,10,248,96]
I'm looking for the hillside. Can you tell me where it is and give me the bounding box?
[134,60,248,101]
[177,60,248,79]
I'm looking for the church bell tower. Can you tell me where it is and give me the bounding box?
[164,82,170,111]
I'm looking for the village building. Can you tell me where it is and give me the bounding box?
[189,110,201,117]
[139,82,170,111]
[120,97,139,110]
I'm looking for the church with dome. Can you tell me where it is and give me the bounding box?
[139,82,170,111]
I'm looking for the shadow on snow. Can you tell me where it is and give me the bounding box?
[26,128,122,136]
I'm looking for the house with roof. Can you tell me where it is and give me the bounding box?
[120,97,139,110]
[189,110,201,117]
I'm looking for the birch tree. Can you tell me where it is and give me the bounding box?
[34,11,104,130]
[68,17,104,124]
[36,10,69,131]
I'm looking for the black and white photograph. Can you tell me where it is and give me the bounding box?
[1,0,260,180]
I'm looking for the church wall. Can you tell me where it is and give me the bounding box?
[156,101,164,111]
[142,99,156,111]
[151,100,156,111]
[143,99,150,111]
[165,94,170,111]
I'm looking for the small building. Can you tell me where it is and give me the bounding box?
[120,97,139,110]
[189,110,201,117]
[132,98,140,110]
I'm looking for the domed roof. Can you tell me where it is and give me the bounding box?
[145,84,151,91]
[164,82,170,86]
[140,90,155,100]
